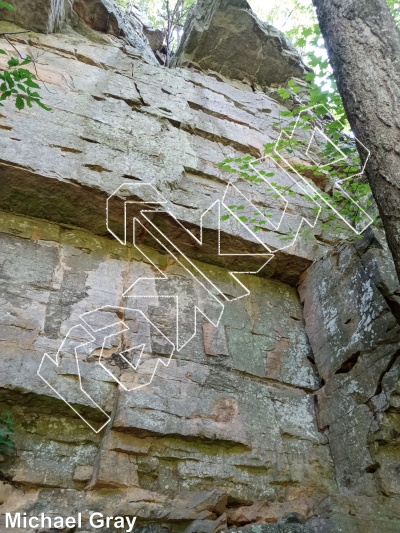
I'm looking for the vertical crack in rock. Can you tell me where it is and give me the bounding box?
[299,228,400,508]
[87,384,121,490]
[374,349,400,396]
[134,81,149,107]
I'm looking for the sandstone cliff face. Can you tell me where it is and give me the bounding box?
[0,2,399,533]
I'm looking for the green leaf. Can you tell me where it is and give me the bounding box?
[25,78,40,89]
[277,88,291,100]
[3,70,14,87]
[15,94,24,110]
[11,70,21,82]
[0,1,15,11]
[7,57,19,67]
[304,72,316,82]
[302,26,314,38]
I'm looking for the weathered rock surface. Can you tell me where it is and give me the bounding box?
[0,211,331,525]
[0,0,66,33]
[71,0,157,63]
[0,0,157,62]
[225,526,310,533]
[0,1,399,533]
[126,4,166,56]
[299,228,400,530]
[0,25,333,286]
[174,0,308,88]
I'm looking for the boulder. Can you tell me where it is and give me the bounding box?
[0,0,157,63]
[127,4,166,54]
[144,27,166,54]
[0,0,66,33]
[174,0,308,87]
[71,0,157,63]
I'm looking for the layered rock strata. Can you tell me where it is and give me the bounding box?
[0,1,398,532]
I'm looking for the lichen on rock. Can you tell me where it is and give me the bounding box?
[0,1,399,532]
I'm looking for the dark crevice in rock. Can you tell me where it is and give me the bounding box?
[83,163,112,173]
[230,367,318,394]
[158,106,173,113]
[50,144,83,154]
[134,81,149,107]
[170,201,199,210]
[123,174,142,181]
[79,136,100,144]
[75,52,104,68]
[181,124,261,158]
[113,425,252,450]
[335,351,361,374]
[189,78,262,114]
[0,470,17,487]
[103,92,143,109]
[91,94,106,102]
[365,462,380,473]
[374,349,400,395]
[307,355,316,365]
[382,294,400,325]
[187,100,260,129]
[165,117,183,129]
[314,234,340,246]
[257,107,272,114]
[183,166,228,186]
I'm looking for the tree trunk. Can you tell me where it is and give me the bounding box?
[312,0,400,281]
